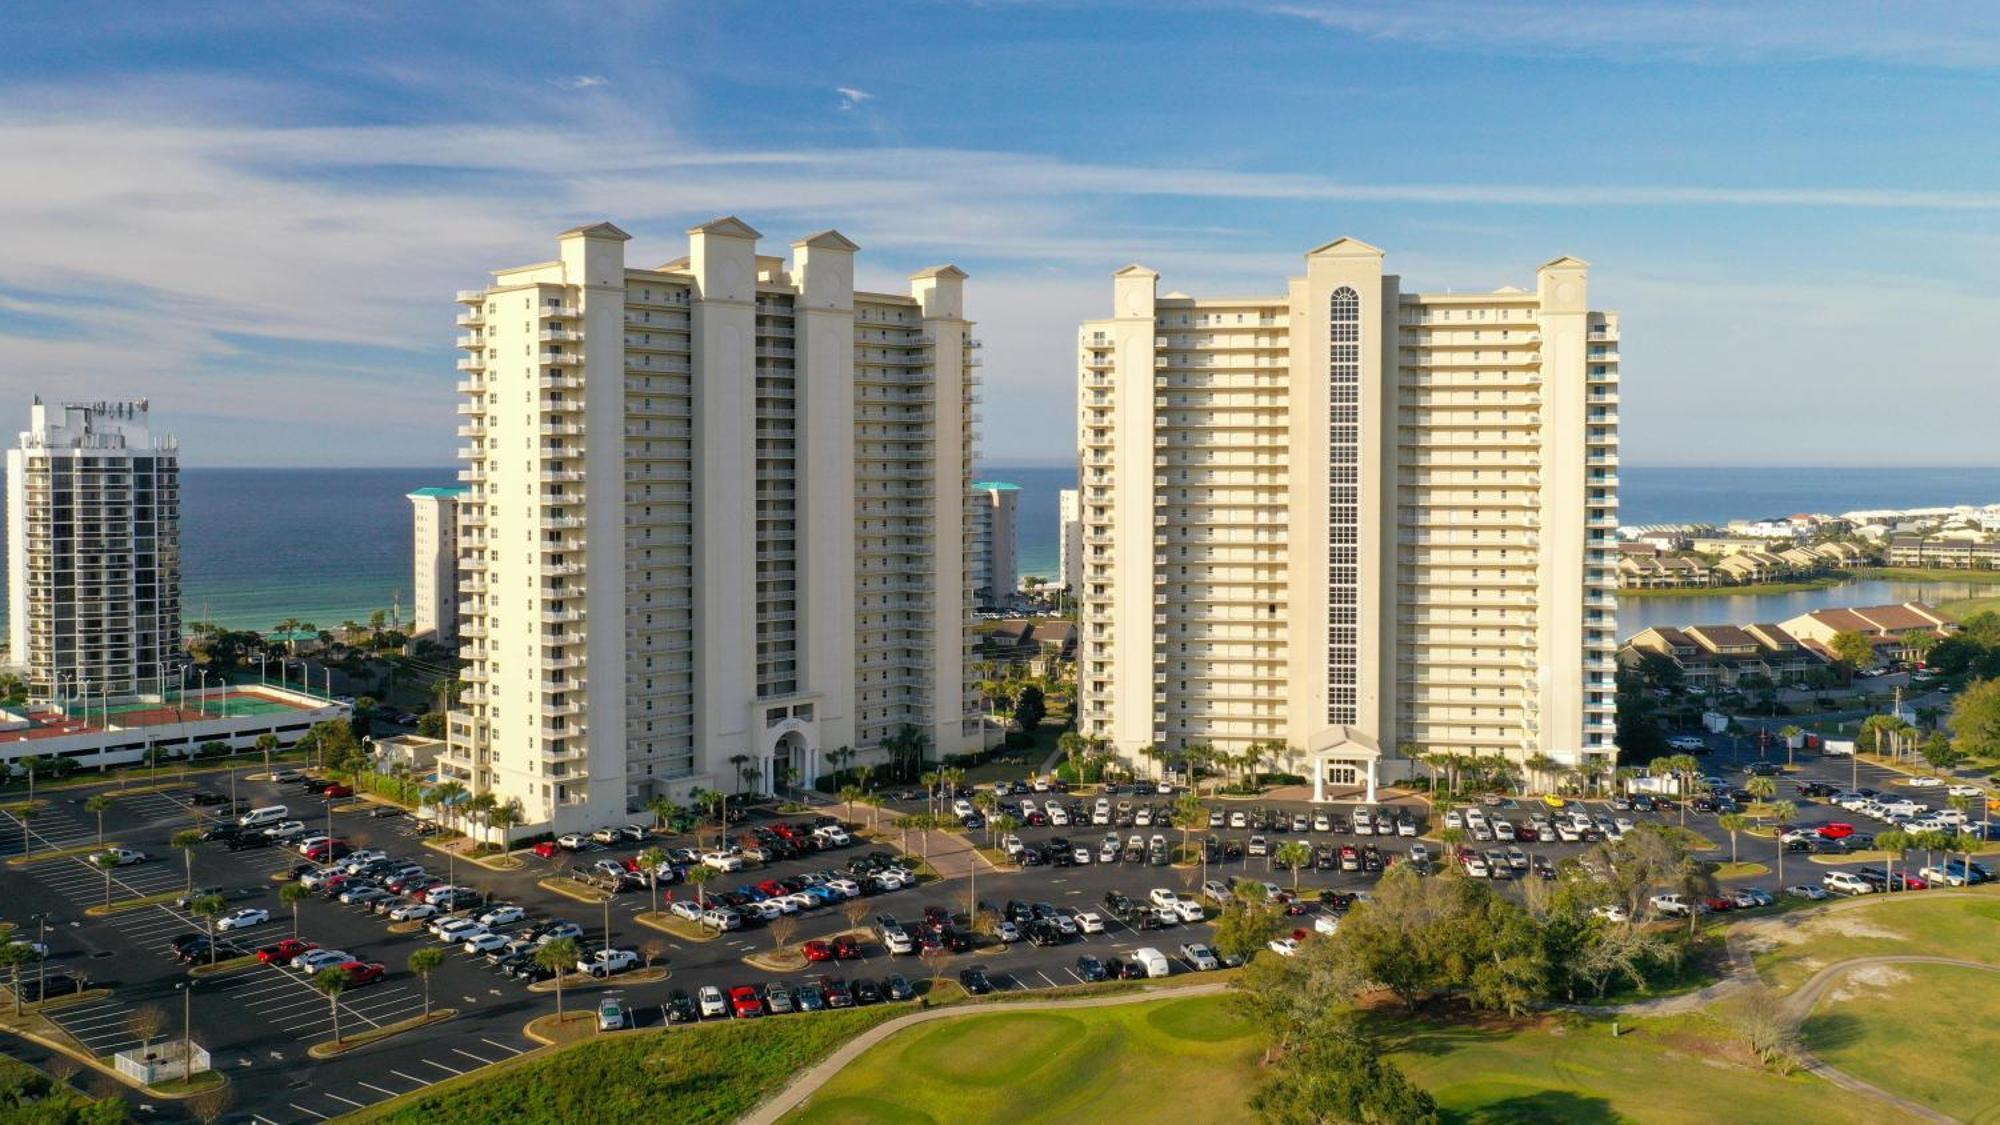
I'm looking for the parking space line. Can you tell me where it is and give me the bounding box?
[480,1038,522,1055]
[288,1103,330,1120]
[359,1082,401,1098]
[391,1070,431,1086]
[322,1092,368,1110]
[451,1047,497,1066]
[422,1058,465,1076]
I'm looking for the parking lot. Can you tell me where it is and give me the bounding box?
[1,746,1987,1123]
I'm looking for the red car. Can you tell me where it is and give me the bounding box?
[257,939,316,965]
[757,879,787,897]
[305,839,351,862]
[1702,895,1736,913]
[1514,826,1540,843]
[728,984,764,1018]
[533,841,560,859]
[336,961,386,987]
[1817,823,1856,840]
[831,936,862,960]
[322,784,354,799]
[803,940,835,963]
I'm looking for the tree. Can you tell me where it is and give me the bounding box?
[637,847,667,916]
[190,893,227,963]
[0,942,35,1016]
[1770,800,1797,887]
[1212,887,1281,965]
[279,881,313,938]
[1171,793,1206,867]
[768,915,798,954]
[313,967,349,1043]
[838,785,862,822]
[685,864,718,908]
[1950,678,2000,761]
[646,796,678,832]
[170,829,204,894]
[1275,841,1314,893]
[1778,725,1805,767]
[127,1004,169,1058]
[1828,629,1876,672]
[82,795,112,845]
[93,852,120,908]
[1250,1022,1439,1125]
[536,936,580,1021]
[1745,776,1777,809]
[1920,732,1966,776]
[1013,683,1047,734]
[1877,831,1912,891]
[408,947,444,1016]
[1719,813,1749,864]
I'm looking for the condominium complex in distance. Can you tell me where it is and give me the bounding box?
[406,485,468,645]
[446,219,983,836]
[971,480,1019,606]
[1058,487,1084,593]
[1075,239,1620,801]
[6,400,181,701]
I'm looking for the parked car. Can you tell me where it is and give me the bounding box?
[215,907,271,932]
[958,966,995,995]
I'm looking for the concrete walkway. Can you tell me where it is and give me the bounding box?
[743,981,1232,1123]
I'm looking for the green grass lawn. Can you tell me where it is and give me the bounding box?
[786,994,1870,1125]
[348,1007,902,1124]
[1852,566,2000,586]
[786,995,1262,1124]
[1941,593,2000,621]
[1802,962,2000,1122]
[1747,889,2000,994]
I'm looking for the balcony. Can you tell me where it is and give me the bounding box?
[539,328,583,343]
[456,289,487,304]
[456,357,486,372]
[540,352,582,366]
[540,304,581,319]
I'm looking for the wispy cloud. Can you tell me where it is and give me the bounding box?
[1263,1,2000,69]
[564,74,610,89]
[836,85,873,110]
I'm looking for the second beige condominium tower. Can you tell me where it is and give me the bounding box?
[1075,239,1620,801]
[447,219,982,835]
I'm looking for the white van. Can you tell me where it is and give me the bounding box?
[238,805,288,828]
[1131,947,1172,979]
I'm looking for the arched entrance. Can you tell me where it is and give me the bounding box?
[777,729,810,794]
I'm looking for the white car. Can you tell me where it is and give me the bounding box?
[264,821,309,840]
[701,851,745,872]
[1493,820,1517,842]
[952,798,974,818]
[1071,846,1092,865]
[697,984,728,1018]
[1590,904,1630,923]
[1462,856,1490,878]
[1443,809,1464,829]
[464,932,511,955]
[1099,837,1120,862]
[1314,913,1340,937]
[215,907,270,932]
[814,826,852,847]
[1649,894,1697,917]
[669,900,705,922]
[746,901,784,922]
[1173,900,1205,924]
[293,949,350,972]
[884,929,915,954]
[1076,911,1107,934]
[557,833,588,850]
[433,918,486,943]
[1906,776,1943,789]
[340,849,389,872]
[1149,888,1180,909]
[1201,880,1233,904]
[1947,784,1983,798]
[1048,805,1071,826]
[1267,937,1301,958]
[479,905,527,927]
[1823,872,1875,896]
[388,902,437,922]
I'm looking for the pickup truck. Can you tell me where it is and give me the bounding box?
[578,948,641,977]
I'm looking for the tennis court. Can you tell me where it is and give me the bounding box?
[92,690,315,727]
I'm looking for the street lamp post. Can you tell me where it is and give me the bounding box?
[175,979,195,1080]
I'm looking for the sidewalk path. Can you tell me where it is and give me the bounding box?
[1778,955,1994,1124]
[743,981,1232,1124]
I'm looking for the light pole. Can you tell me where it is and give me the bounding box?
[198,669,210,718]
[175,979,195,1079]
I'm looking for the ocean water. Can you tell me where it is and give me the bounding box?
[3,464,1995,634]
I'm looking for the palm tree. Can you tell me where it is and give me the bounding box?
[82,794,111,845]
[1877,830,1912,892]
[1171,792,1205,868]
[839,785,863,823]
[255,733,280,779]
[170,830,203,894]
[275,618,303,655]
[465,792,498,846]
[728,753,752,796]
[280,882,313,937]
[18,755,44,810]
[1718,813,1748,864]
[190,893,227,963]
[646,796,678,832]
[408,948,445,1016]
[1746,776,1778,812]
[536,937,580,1021]
[488,799,525,850]
[1525,753,1561,796]
[637,846,667,915]
[94,852,120,908]
[313,967,349,1043]
[1778,725,1804,768]
[428,780,468,836]
[1771,800,1797,887]
[1275,841,1314,893]
[861,793,887,830]
[685,864,718,908]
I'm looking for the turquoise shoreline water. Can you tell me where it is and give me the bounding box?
[2,465,1996,635]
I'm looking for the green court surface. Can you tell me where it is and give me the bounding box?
[97,693,303,719]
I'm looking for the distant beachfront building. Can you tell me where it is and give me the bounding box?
[6,400,180,702]
[406,485,468,645]
[1075,240,1621,800]
[1058,487,1083,594]
[972,481,1020,606]
[446,219,983,836]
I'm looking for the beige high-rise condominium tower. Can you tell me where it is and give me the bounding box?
[446,219,982,835]
[1075,239,1619,800]
[406,485,466,645]
[6,400,181,703]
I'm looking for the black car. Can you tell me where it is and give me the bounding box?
[226,833,273,851]
[1076,955,1109,982]
[1102,891,1134,917]
[201,823,242,842]
[666,989,699,1024]
[13,972,80,1001]
[851,979,883,1005]
[882,974,916,1002]
[1005,900,1034,924]
[189,792,229,806]
[959,966,994,995]
[1025,921,1062,947]
[1112,958,1146,980]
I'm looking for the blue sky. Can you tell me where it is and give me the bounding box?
[5,1,2000,467]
